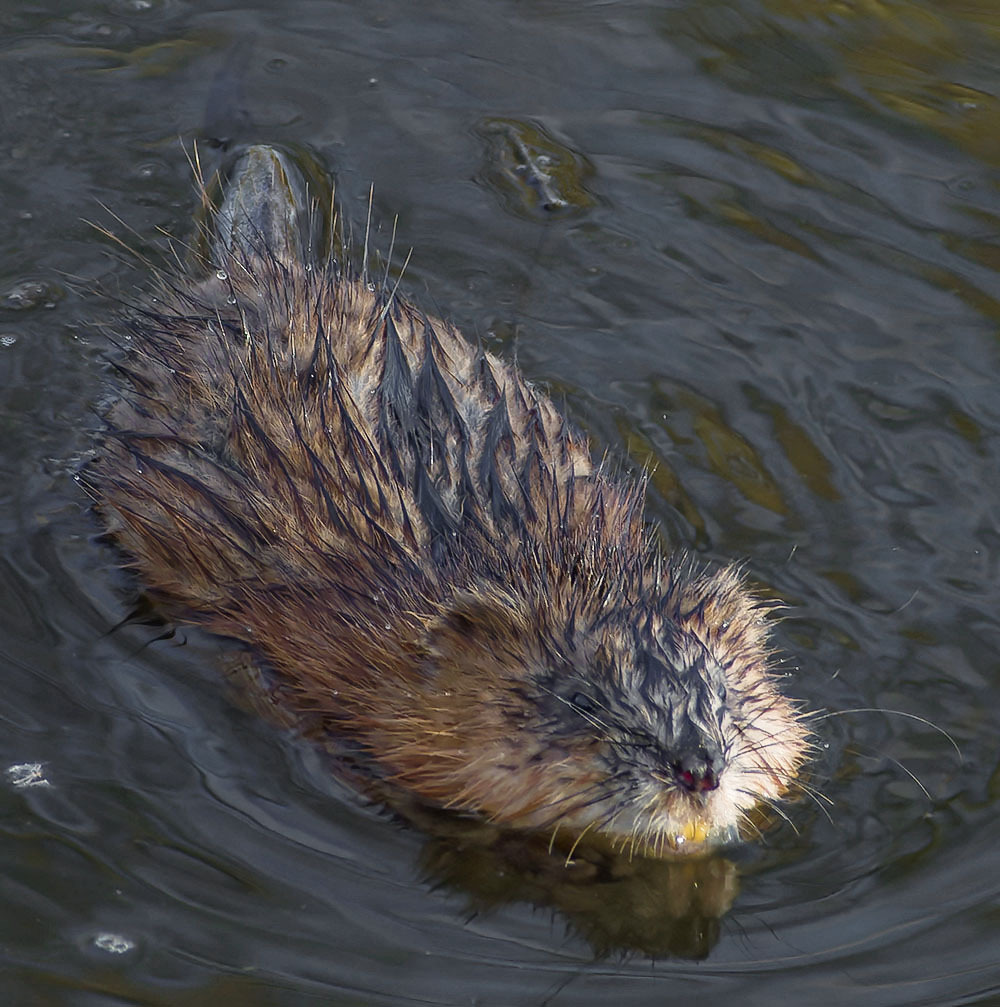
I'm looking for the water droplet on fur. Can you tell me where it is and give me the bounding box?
[216,270,228,280]
[227,295,237,305]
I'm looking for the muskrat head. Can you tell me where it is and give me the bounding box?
[387,567,808,857]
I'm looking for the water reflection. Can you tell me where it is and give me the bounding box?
[416,818,739,959]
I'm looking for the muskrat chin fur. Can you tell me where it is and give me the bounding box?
[88,145,810,857]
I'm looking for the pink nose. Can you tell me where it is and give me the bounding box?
[674,760,719,794]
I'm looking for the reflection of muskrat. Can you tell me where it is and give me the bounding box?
[91,146,809,856]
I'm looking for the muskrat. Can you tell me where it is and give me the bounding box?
[90,145,809,857]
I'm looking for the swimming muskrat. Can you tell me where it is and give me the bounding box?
[90,145,809,856]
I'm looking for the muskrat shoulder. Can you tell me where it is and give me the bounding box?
[90,145,810,856]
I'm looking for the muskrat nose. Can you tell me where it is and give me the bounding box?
[672,752,719,794]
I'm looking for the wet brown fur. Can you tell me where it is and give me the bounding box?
[89,151,809,855]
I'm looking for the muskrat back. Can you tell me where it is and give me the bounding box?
[91,146,809,856]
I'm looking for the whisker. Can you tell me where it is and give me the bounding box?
[744,790,800,834]
[846,746,933,801]
[563,820,599,865]
[813,707,962,760]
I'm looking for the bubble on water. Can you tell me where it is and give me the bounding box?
[93,933,135,955]
[3,280,51,311]
[6,763,50,788]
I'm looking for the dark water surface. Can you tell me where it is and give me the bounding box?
[3,0,1000,1003]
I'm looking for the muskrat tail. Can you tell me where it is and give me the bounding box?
[205,145,311,273]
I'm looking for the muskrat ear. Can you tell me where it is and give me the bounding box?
[438,590,527,639]
[423,590,529,660]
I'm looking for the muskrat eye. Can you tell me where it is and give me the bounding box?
[571,692,599,715]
